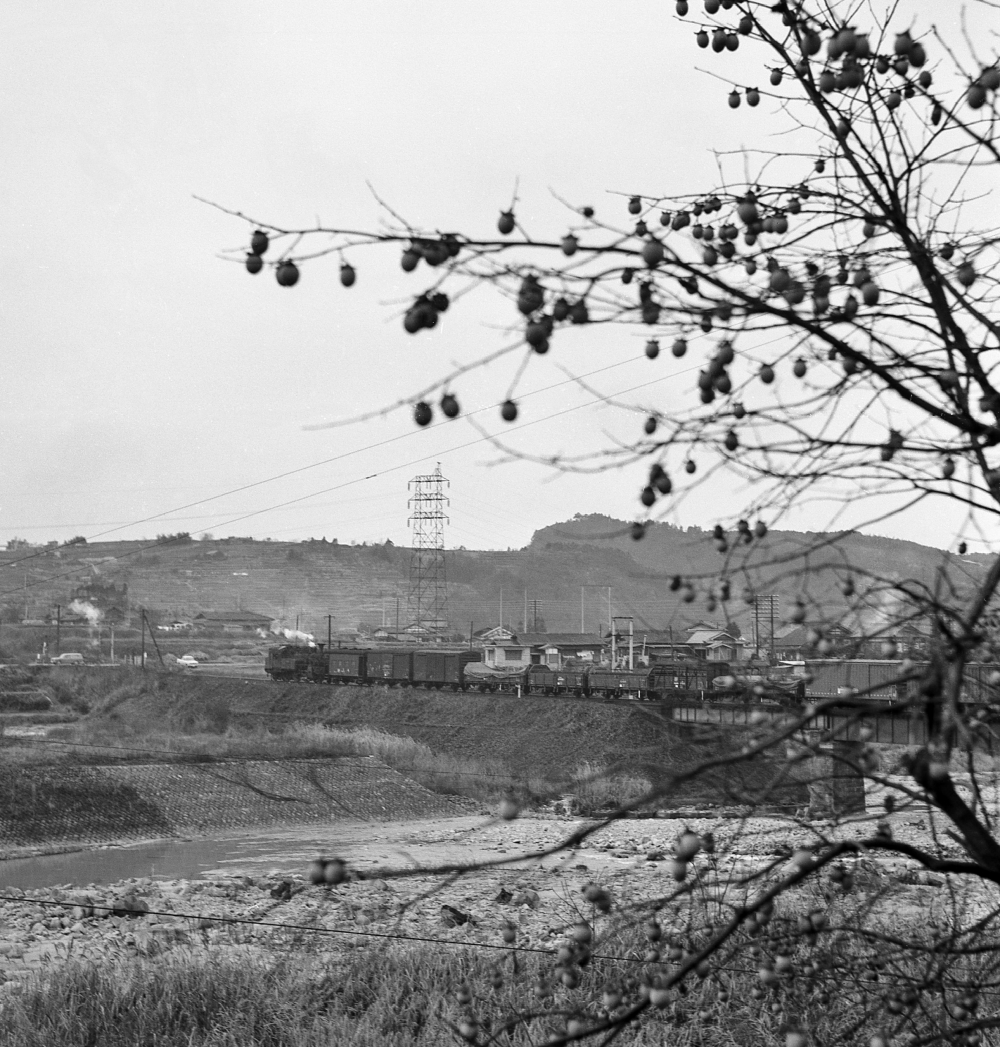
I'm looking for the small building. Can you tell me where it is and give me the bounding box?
[685,625,749,662]
[481,632,605,669]
[193,610,274,633]
[518,632,606,668]
[473,626,517,645]
[636,630,695,663]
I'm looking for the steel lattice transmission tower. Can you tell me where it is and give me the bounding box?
[407,464,450,636]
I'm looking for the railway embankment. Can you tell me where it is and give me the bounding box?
[93,672,806,806]
[0,670,807,855]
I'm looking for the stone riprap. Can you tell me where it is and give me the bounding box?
[0,758,465,853]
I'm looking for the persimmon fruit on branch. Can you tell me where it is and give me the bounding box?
[218,0,999,559]
[208,4,1000,1043]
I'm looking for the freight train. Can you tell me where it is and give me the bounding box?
[264,644,805,702]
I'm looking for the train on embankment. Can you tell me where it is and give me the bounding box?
[263,643,807,702]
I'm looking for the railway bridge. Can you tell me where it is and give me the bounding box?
[668,699,928,746]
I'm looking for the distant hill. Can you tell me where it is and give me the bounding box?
[0,518,990,641]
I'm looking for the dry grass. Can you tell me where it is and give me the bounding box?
[3,895,991,1047]
[0,717,545,805]
[571,761,654,814]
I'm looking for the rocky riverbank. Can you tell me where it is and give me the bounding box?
[1,809,990,995]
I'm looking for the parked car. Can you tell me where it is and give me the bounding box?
[50,652,85,665]
[177,655,199,668]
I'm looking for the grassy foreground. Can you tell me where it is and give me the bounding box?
[0,909,951,1047]
[0,942,800,1047]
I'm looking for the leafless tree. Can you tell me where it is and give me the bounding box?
[204,2,1000,1043]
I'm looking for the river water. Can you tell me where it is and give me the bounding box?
[0,817,525,891]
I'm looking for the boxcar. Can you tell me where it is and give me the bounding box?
[805,660,910,702]
[365,649,414,684]
[325,649,368,683]
[412,650,482,689]
[805,659,1000,706]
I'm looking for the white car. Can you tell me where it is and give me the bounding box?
[177,655,199,668]
[50,652,85,665]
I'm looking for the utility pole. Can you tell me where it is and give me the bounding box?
[140,607,146,671]
[581,584,613,639]
[770,597,776,663]
[500,589,503,631]
[524,589,528,633]
[327,615,333,649]
[611,616,635,670]
[751,593,779,662]
[55,604,61,655]
[395,597,400,637]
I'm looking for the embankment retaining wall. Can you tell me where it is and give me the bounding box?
[0,757,463,853]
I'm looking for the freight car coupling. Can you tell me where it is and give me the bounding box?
[263,646,808,703]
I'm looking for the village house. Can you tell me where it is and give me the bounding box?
[479,631,605,669]
[193,610,274,633]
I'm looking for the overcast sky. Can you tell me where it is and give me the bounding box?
[0,1,980,553]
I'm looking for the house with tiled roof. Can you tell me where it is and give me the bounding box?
[480,632,606,669]
[193,610,274,632]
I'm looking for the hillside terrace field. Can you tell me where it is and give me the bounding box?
[2,517,989,644]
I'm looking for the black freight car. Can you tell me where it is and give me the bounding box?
[805,660,912,702]
[526,664,588,695]
[325,648,368,683]
[412,649,482,690]
[588,668,655,699]
[649,660,732,699]
[805,659,1000,706]
[365,649,414,685]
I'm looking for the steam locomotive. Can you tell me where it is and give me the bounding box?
[264,644,804,702]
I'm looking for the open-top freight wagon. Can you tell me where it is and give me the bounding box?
[465,660,778,701]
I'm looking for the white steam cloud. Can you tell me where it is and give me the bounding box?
[69,599,102,626]
[271,624,316,646]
